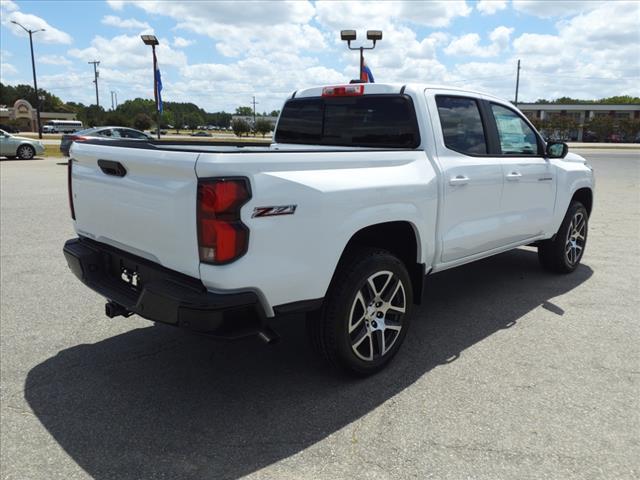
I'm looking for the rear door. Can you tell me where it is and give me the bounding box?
[70,142,202,277]
[426,92,505,263]
[485,101,556,241]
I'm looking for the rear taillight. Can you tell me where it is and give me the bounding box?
[322,84,364,97]
[68,135,88,143]
[197,178,251,264]
[67,159,75,220]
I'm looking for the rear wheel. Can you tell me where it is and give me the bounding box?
[17,145,35,160]
[307,248,413,376]
[538,201,588,273]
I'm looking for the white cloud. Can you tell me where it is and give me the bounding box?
[445,26,514,57]
[1,2,72,44]
[106,0,125,10]
[476,0,507,15]
[512,0,605,19]
[69,33,187,69]
[124,1,324,57]
[39,54,73,66]
[101,15,151,30]
[315,1,470,30]
[462,2,640,101]
[173,36,194,48]
[489,26,514,50]
[1,62,18,75]
[0,0,18,12]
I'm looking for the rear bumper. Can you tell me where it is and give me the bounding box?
[63,237,265,339]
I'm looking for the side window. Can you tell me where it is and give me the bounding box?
[490,104,538,155]
[120,129,145,139]
[436,96,487,155]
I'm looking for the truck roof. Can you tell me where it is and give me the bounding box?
[292,83,504,102]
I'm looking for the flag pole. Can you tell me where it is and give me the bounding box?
[152,44,160,140]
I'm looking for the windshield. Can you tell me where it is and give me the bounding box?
[275,94,420,148]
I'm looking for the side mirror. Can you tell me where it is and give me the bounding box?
[546,141,568,159]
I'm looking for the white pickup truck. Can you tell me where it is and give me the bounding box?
[63,83,594,375]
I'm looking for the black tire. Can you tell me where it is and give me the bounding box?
[17,145,35,160]
[538,201,588,273]
[307,248,413,376]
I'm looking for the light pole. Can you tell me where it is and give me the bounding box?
[11,20,44,138]
[141,35,161,139]
[340,30,382,82]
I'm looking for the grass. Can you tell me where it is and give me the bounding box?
[42,144,65,158]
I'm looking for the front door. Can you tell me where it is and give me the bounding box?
[427,93,506,263]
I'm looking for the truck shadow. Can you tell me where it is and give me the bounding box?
[25,248,592,480]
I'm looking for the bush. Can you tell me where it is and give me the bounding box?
[133,113,152,131]
[254,118,272,137]
[232,118,251,137]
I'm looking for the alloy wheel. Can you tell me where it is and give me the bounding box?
[565,211,586,265]
[348,270,406,362]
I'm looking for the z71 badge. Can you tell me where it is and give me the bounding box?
[252,205,297,218]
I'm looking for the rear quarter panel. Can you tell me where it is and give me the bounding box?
[196,150,438,314]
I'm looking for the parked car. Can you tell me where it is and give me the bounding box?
[60,127,153,156]
[0,124,20,134]
[63,83,594,376]
[42,125,57,134]
[190,131,213,137]
[0,129,45,159]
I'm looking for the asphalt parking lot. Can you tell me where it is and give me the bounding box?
[1,150,638,480]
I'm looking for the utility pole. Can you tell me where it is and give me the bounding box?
[11,21,44,139]
[515,59,521,106]
[251,96,258,131]
[88,60,100,107]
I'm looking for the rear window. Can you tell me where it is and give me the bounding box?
[275,95,420,148]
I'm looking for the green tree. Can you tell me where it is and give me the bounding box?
[85,105,106,127]
[235,106,253,116]
[185,112,203,132]
[617,118,640,142]
[133,113,153,131]
[104,110,131,127]
[254,118,272,137]
[585,115,615,142]
[160,111,174,129]
[269,110,280,117]
[232,118,251,137]
[546,114,578,141]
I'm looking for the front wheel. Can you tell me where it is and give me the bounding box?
[307,248,413,376]
[538,201,588,273]
[17,145,35,160]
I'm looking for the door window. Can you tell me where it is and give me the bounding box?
[119,129,148,139]
[490,104,539,155]
[435,96,487,155]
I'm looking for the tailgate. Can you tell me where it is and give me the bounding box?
[70,142,201,278]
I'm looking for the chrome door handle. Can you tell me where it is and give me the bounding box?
[449,175,469,186]
[506,171,522,181]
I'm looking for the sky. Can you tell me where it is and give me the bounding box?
[1,0,639,113]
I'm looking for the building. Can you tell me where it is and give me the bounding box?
[518,103,640,141]
[0,99,77,132]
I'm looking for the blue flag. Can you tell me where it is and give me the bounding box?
[154,49,163,113]
[361,59,375,83]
